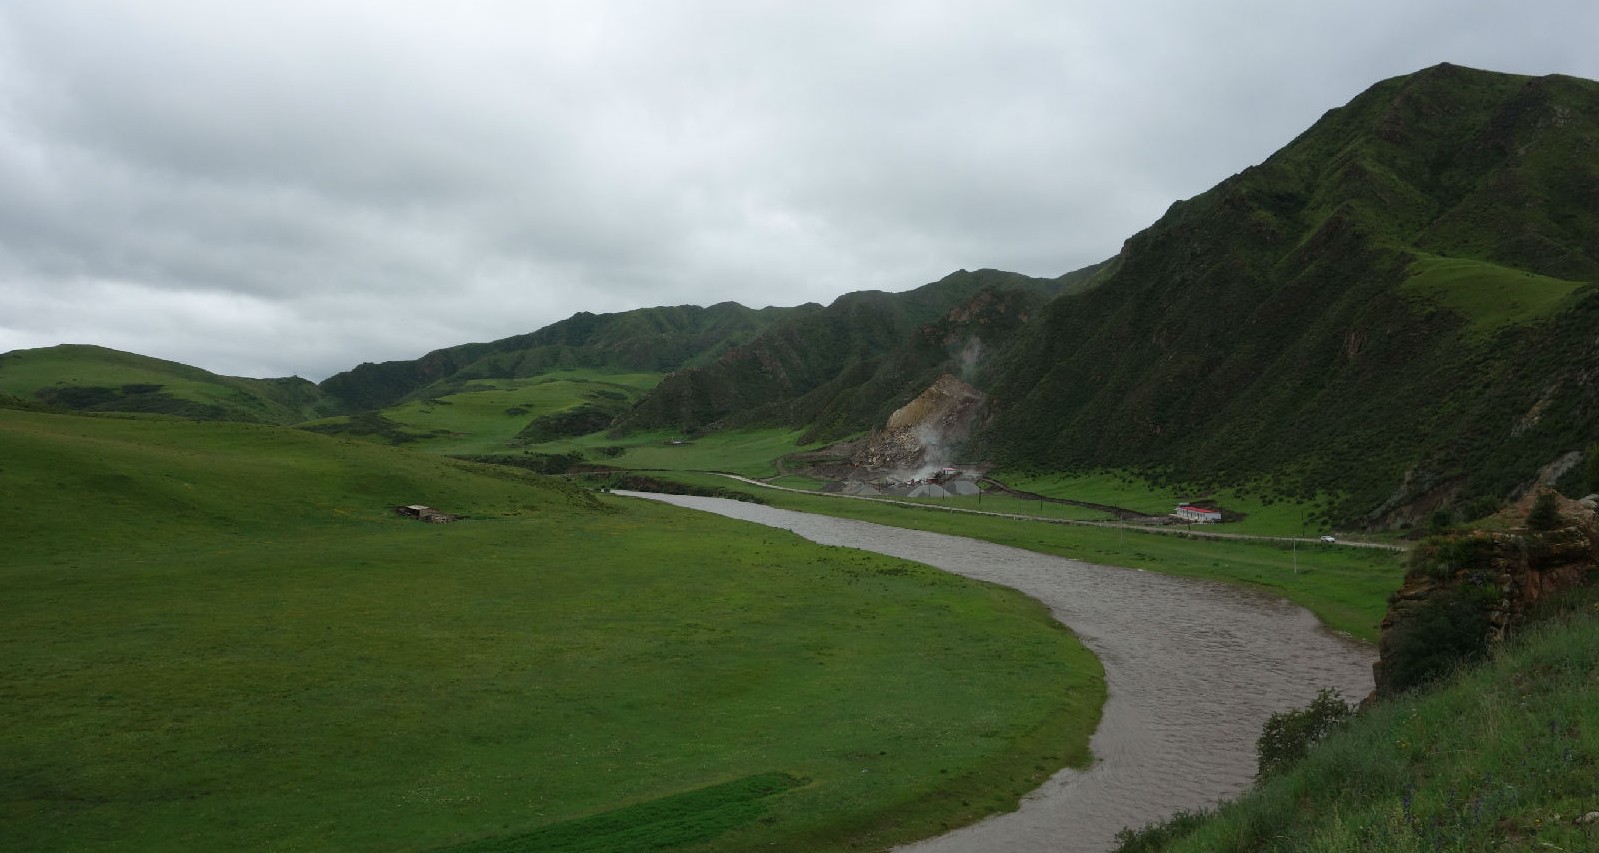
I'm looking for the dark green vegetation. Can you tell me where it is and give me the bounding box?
[981,64,1599,529]
[614,268,1081,441]
[318,302,797,412]
[1253,689,1355,780]
[1,408,1102,851]
[1113,592,1599,852]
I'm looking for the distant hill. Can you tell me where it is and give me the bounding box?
[979,63,1599,527]
[0,344,335,425]
[613,267,1080,439]
[317,302,797,412]
[6,64,1596,529]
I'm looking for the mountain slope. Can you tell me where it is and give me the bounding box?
[318,301,796,412]
[979,63,1599,527]
[614,267,1070,437]
[0,344,334,424]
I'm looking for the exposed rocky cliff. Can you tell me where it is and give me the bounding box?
[1372,490,1598,698]
[849,374,986,476]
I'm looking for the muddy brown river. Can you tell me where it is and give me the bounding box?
[619,493,1374,853]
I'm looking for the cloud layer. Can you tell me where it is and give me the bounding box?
[3,1,1596,379]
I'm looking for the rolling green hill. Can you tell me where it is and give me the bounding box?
[980,64,1599,528]
[0,344,336,424]
[300,368,663,455]
[0,408,1101,851]
[318,302,797,413]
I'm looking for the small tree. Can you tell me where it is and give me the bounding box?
[1528,490,1562,531]
[1255,688,1353,778]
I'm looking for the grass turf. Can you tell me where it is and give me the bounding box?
[532,428,818,479]
[1401,253,1591,337]
[644,472,1401,644]
[0,408,1102,852]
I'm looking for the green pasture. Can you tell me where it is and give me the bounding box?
[649,474,1400,643]
[299,370,661,455]
[901,491,1116,522]
[1,409,1101,852]
[535,428,815,478]
[1001,470,1354,539]
[1402,253,1592,336]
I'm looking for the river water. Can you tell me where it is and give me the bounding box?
[618,493,1374,853]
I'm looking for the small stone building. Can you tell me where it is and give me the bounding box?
[396,504,459,524]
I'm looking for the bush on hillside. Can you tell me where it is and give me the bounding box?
[1527,489,1562,531]
[1255,688,1354,779]
[1382,586,1493,694]
[1111,808,1211,852]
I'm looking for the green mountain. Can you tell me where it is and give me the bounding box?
[613,267,1079,438]
[317,301,796,412]
[979,63,1599,527]
[0,344,334,424]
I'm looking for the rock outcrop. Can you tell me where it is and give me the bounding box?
[1372,491,1597,698]
[849,374,986,475]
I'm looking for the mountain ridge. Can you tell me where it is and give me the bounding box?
[5,63,1596,529]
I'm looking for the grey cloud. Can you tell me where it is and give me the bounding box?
[2,1,1597,381]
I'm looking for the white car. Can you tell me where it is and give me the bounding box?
[1320,535,1336,543]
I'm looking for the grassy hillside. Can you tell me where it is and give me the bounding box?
[0,409,1102,852]
[616,268,1064,438]
[0,344,334,424]
[981,64,1599,528]
[1115,594,1599,852]
[318,302,795,413]
[300,369,662,455]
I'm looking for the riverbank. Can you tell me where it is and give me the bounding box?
[0,410,1104,853]
[627,473,1403,643]
[624,493,1376,852]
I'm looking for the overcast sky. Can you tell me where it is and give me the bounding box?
[2,1,1596,380]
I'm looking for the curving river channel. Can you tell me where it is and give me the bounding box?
[619,492,1375,853]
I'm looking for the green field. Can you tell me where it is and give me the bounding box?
[533,428,817,478]
[643,472,1401,643]
[1,408,1102,851]
[1001,471,1357,539]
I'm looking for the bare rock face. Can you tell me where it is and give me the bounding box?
[1371,492,1597,699]
[850,374,986,475]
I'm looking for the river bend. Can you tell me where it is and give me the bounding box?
[618,493,1374,853]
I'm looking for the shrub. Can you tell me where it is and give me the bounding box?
[1406,533,1495,580]
[1255,688,1353,778]
[1382,587,1491,694]
[1527,489,1562,531]
[1111,808,1212,852]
